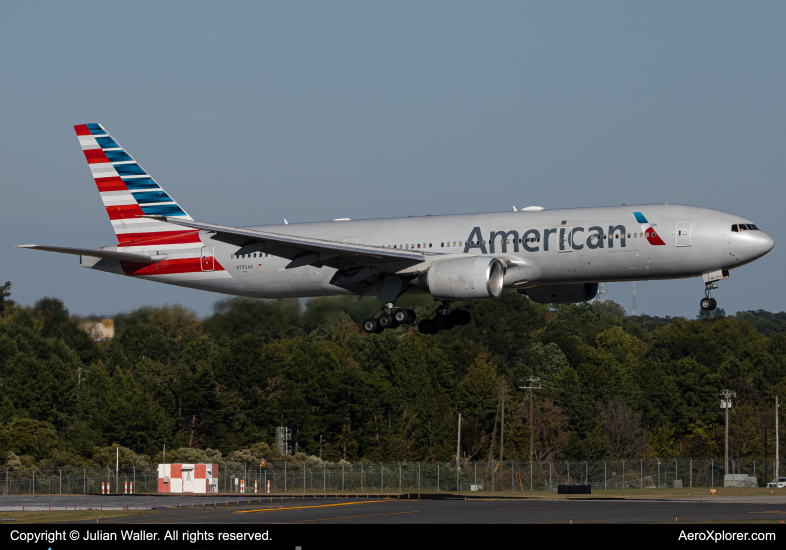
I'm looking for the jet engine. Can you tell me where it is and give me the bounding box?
[524,283,599,304]
[418,257,505,300]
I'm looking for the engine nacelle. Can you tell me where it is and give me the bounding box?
[418,256,505,300]
[524,283,599,304]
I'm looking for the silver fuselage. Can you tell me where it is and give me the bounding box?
[89,203,773,299]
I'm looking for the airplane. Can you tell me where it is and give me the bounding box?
[17,123,774,334]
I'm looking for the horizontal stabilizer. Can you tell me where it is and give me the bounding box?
[15,244,167,264]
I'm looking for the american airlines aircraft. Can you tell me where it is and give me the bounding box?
[17,124,774,334]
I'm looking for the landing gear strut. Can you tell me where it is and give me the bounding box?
[417,302,471,335]
[700,283,718,311]
[361,302,417,334]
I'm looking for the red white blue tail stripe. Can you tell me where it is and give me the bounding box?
[74,123,199,247]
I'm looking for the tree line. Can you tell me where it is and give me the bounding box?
[0,280,784,470]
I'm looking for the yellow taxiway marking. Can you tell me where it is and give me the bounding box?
[234,500,384,514]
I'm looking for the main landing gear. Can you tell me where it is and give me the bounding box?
[417,302,471,335]
[361,303,417,334]
[700,283,718,311]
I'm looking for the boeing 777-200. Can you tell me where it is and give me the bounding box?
[17,123,775,333]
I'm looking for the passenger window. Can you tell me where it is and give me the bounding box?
[429,243,432,248]
[441,242,444,247]
[459,241,462,246]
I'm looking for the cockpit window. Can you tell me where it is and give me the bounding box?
[739,224,747,231]
[731,224,738,232]
[746,224,759,230]
[737,223,760,231]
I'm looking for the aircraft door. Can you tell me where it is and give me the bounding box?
[676,221,692,247]
[201,246,215,271]
[558,227,573,252]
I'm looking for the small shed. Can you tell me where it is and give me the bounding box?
[158,463,219,493]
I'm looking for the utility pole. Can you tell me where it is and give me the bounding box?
[519,377,541,460]
[75,367,89,407]
[720,390,736,474]
[500,382,506,465]
[456,413,461,465]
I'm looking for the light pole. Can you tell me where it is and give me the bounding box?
[720,390,736,475]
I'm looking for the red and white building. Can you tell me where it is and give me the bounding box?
[158,463,219,493]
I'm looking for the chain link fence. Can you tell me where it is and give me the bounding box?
[1,459,783,495]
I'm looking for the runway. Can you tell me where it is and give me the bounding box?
[3,494,785,523]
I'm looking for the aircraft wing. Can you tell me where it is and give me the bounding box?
[15,244,167,264]
[143,216,426,268]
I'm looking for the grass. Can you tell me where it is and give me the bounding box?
[0,510,153,524]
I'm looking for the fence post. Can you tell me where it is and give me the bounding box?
[754,460,756,482]
[585,461,588,486]
[437,463,440,493]
[567,462,569,485]
[530,461,532,492]
[84,468,86,494]
[473,462,476,488]
[622,460,625,490]
[657,462,660,488]
[604,461,606,491]
[640,460,643,489]
[380,463,383,491]
[32,469,34,495]
[399,463,402,493]
[59,468,62,494]
[323,462,326,493]
[419,463,421,493]
[361,462,364,492]
[342,462,345,493]
[549,462,552,492]
[690,458,692,488]
[284,461,287,493]
[675,459,677,487]
[303,463,305,493]
[457,462,459,492]
[711,459,713,488]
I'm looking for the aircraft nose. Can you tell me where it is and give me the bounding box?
[758,232,774,254]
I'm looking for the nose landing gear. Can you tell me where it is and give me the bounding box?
[700,283,718,311]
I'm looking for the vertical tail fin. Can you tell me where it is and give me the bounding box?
[74,123,199,246]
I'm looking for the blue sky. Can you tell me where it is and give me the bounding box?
[1,1,784,318]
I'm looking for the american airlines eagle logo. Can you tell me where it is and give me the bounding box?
[634,212,666,245]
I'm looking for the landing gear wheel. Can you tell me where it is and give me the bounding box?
[393,309,409,325]
[418,319,435,334]
[710,298,717,310]
[434,313,453,330]
[700,297,713,311]
[362,318,380,333]
[378,313,396,329]
[450,309,471,326]
[405,309,417,324]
